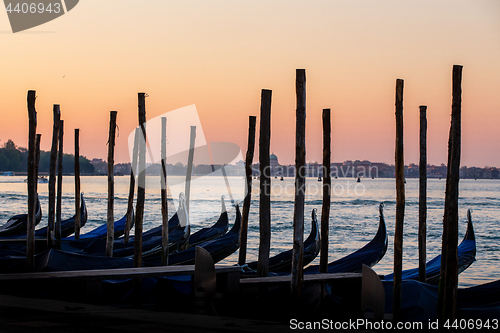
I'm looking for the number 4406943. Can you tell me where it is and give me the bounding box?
[5,3,62,14]
[444,319,499,330]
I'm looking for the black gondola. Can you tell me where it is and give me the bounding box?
[73,195,190,257]
[63,210,133,241]
[243,209,320,273]
[0,194,87,244]
[304,203,388,274]
[143,203,241,266]
[32,193,88,240]
[186,196,229,248]
[383,209,476,285]
[0,194,42,237]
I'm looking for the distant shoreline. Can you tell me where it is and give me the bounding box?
[2,172,499,180]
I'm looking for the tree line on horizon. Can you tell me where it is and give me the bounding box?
[0,139,94,174]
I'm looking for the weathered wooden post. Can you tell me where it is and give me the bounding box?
[419,106,427,283]
[55,119,64,249]
[161,116,169,266]
[257,89,272,277]
[393,78,405,319]
[26,90,37,272]
[134,93,146,306]
[48,105,60,248]
[74,128,81,240]
[437,65,463,322]
[106,111,117,257]
[319,108,331,273]
[185,126,196,214]
[134,94,146,268]
[125,128,139,244]
[291,69,306,298]
[238,115,257,266]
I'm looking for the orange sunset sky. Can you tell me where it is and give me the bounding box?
[1,0,499,167]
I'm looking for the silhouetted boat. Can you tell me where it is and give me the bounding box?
[72,196,190,257]
[143,204,241,266]
[243,209,320,273]
[0,193,86,241]
[186,197,229,248]
[0,195,42,238]
[24,176,48,183]
[383,209,476,285]
[304,203,388,274]
[63,212,132,241]
[382,274,500,322]
[37,193,88,239]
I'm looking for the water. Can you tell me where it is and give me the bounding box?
[1,175,499,288]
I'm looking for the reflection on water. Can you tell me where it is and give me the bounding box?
[1,175,499,287]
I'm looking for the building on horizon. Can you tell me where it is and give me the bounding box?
[270,153,279,176]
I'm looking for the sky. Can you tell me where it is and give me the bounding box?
[0,0,499,167]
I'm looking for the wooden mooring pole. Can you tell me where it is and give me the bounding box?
[134,94,146,268]
[55,119,64,249]
[291,69,306,298]
[257,89,272,277]
[437,65,462,322]
[26,90,37,272]
[185,126,196,215]
[393,78,405,319]
[134,93,146,306]
[418,106,427,283]
[161,117,169,266]
[125,128,139,244]
[319,108,331,273]
[106,111,117,257]
[238,115,256,266]
[74,128,81,240]
[48,105,60,248]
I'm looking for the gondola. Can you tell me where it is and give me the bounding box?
[0,196,189,272]
[114,194,189,242]
[0,194,42,237]
[381,276,500,322]
[0,194,87,254]
[123,195,229,252]
[0,204,241,305]
[142,203,241,266]
[134,197,232,261]
[37,193,88,239]
[186,196,229,248]
[243,208,320,273]
[383,209,476,285]
[63,210,132,241]
[113,205,242,305]
[304,203,388,274]
[1,248,136,274]
[457,279,500,319]
[71,195,190,257]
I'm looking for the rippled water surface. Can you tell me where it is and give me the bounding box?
[1,175,498,287]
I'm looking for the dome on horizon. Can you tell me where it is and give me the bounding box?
[270,153,278,160]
